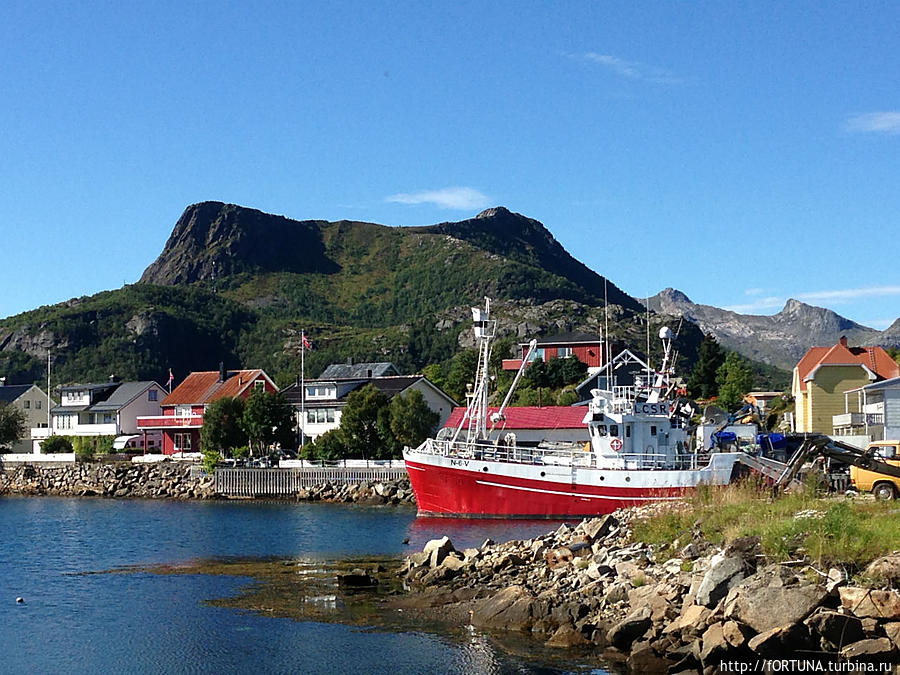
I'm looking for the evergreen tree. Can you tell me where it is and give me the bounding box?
[340,384,391,460]
[241,389,295,457]
[201,396,247,456]
[389,389,440,454]
[689,334,725,399]
[0,402,26,449]
[716,352,754,411]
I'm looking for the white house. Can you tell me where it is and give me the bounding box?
[34,380,165,452]
[283,367,457,444]
[833,376,900,448]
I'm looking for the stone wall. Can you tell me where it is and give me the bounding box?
[0,462,215,499]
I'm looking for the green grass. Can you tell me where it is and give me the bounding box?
[631,480,900,573]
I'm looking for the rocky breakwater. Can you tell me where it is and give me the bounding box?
[296,478,415,506]
[0,462,215,499]
[400,507,900,672]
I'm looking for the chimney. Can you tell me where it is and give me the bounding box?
[219,362,226,382]
[839,336,848,347]
[367,369,373,378]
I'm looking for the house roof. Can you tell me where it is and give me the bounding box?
[0,384,36,404]
[89,381,163,412]
[282,375,457,407]
[319,362,399,379]
[161,370,271,406]
[443,406,586,430]
[523,332,603,347]
[795,337,900,392]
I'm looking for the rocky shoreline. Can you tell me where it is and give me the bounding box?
[399,503,900,672]
[0,462,415,506]
[0,462,216,499]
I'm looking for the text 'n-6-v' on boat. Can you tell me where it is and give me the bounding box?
[402,298,749,518]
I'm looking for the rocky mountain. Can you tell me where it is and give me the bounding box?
[0,203,658,387]
[647,288,888,371]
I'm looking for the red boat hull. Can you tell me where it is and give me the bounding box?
[404,458,689,518]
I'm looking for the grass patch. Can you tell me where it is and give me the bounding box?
[630,481,900,573]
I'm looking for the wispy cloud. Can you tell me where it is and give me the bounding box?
[724,285,900,316]
[846,112,900,135]
[386,187,490,210]
[575,52,681,85]
[724,297,786,314]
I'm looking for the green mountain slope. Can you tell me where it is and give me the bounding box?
[0,201,786,390]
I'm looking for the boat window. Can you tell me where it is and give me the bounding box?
[595,425,607,437]
[625,425,631,438]
[610,425,619,437]
[650,426,657,436]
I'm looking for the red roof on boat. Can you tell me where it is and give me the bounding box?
[443,406,586,430]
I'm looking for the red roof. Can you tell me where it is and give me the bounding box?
[161,369,272,406]
[795,338,900,391]
[443,406,586,430]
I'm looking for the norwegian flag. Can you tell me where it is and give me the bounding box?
[167,368,174,385]
[302,333,312,350]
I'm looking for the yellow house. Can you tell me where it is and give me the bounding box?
[792,336,900,434]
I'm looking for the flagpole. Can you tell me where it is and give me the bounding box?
[300,330,306,449]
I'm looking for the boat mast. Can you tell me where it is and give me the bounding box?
[450,298,496,445]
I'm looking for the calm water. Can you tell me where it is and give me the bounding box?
[0,497,604,674]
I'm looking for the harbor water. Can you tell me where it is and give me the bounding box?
[0,497,607,674]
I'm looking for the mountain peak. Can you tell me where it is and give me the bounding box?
[475,206,514,219]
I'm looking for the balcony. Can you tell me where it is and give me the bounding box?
[833,412,884,429]
[137,414,204,430]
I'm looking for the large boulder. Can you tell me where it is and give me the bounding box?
[423,536,456,568]
[728,579,827,633]
[806,610,865,650]
[695,553,746,608]
[840,587,900,620]
[470,585,535,632]
[864,554,900,586]
[606,606,652,650]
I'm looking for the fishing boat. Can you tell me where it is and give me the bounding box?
[402,298,749,517]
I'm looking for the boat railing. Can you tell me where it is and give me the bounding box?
[412,437,591,467]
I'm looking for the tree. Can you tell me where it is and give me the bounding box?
[201,396,247,456]
[444,349,479,403]
[340,384,391,460]
[0,402,26,449]
[716,352,754,411]
[303,428,348,462]
[41,435,73,454]
[389,389,439,455]
[522,357,549,390]
[241,389,295,457]
[689,334,725,399]
[546,356,588,388]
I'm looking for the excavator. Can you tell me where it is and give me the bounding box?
[773,433,900,497]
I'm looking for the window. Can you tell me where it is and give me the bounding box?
[650,426,657,436]
[625,425,631,438]
[610,425,619,437]
[148,390,158,402]
[558,347,573,358]
[175,405,192,417]
[307,410,316,424]
[254,380,265,391]
[594,424,607,437]
[174,433,192,451]
[36,400,41,410]
[326,408,336,423]
[23,400,30,409]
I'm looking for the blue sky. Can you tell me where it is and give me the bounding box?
[1,1,898,330]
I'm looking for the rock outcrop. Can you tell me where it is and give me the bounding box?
[399,506,900,671]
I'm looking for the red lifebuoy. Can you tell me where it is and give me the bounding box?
[610,437,623,451]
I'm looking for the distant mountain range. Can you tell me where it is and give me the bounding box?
[647,288,900,371]
[0,201,896,388]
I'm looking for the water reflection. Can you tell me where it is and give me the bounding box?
[405,516,580,551]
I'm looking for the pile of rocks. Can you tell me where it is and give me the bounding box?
[0,462,214,499]
[401,506,900,671]
[296,478,415,506]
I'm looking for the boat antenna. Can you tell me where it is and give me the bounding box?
[645,296,652,394]
[491,338,537,429]
[604,278,611,375]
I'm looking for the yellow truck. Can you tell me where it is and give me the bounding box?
[849,440,900,500]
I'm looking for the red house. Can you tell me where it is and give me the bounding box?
[136,366,278,454]
[501,331,611,372]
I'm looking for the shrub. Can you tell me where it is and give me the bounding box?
[41,435,74,454]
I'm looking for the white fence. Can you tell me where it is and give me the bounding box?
[214,466,409,498]
[0,453,76,464]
